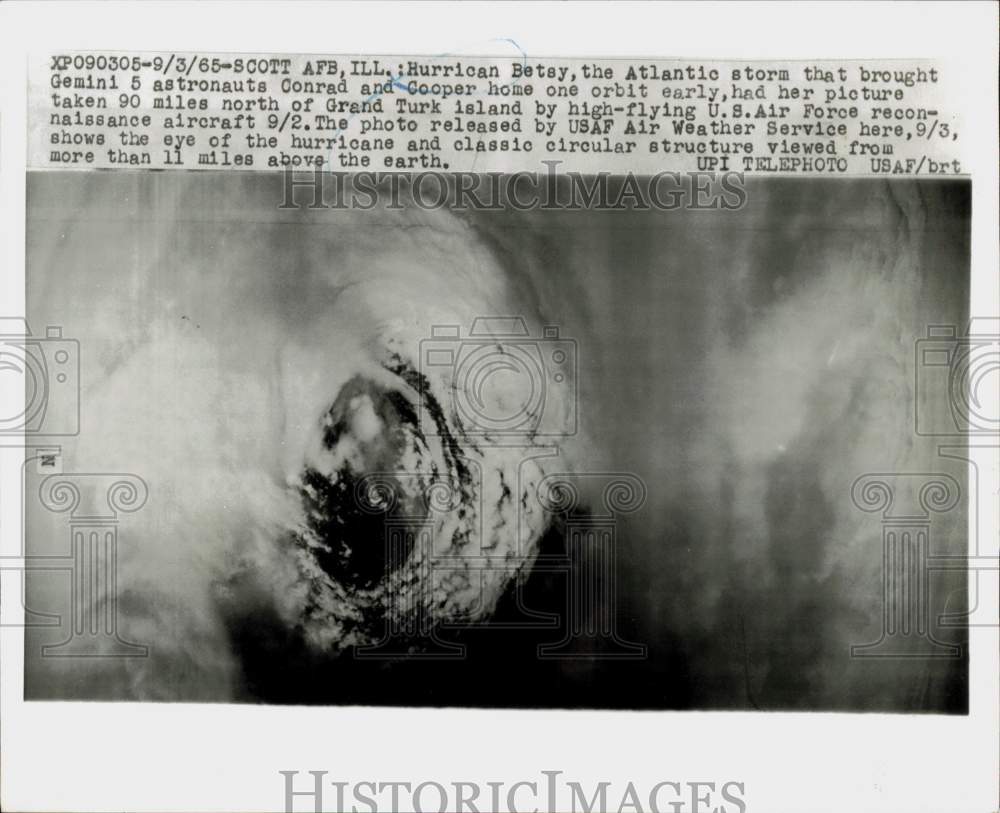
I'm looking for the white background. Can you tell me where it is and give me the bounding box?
[1,3,997,812]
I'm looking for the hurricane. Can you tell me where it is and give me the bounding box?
[26,178,585,700]
[25,173,969,711]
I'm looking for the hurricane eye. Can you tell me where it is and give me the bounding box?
[297,375,428,590]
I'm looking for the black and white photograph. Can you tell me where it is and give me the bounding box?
[2,4,997,812]
[23,172,971,712]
